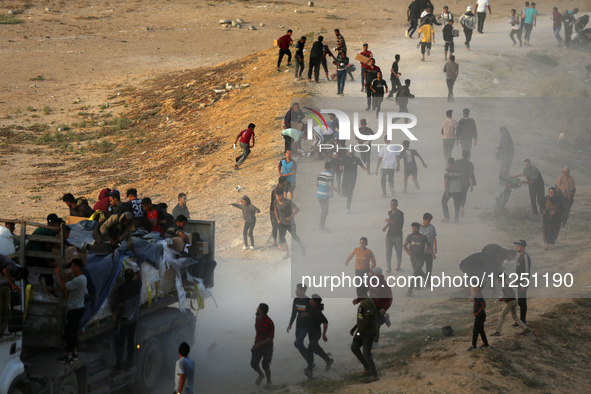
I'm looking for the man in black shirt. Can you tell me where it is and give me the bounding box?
[370,72,388,118]
[387,54,402,99]
[382,199,404,273]
[514,240,531,325]
[62,193,94,218]
[115,268,142,371]
[334,50,350,96]
[308,36,325,83]
[126,189,145,229]
[304,294,333,378]
[341,151,370,213]
[407,1,422,38]
[268,176,286,247]
[287,284,311,368]
[456,108,478,154]
[355,119,375,172]
[294,36,307,80]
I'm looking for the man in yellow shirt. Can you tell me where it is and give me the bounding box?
[417,23,435,62]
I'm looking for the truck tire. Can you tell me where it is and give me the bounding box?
[162,327,193,376]
[133,338,162,393]
[58,373,78,394]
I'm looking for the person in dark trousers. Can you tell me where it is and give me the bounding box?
[396,139,427,194]
[509,9,522,46]
[359,43,373,91]
[475,0,492,33]
[395,79,415,115]
[382,199,404,273]
[278,150,297,199]
[0,255,28,292]
[555,167,575,226]
[512,159,545,215]
[287,284,311,368]
[407,0,422,38]
[355,119,375,171]
[231,195,260,251]
[459,6,476,50]
[234,123,256,169]
[375,137,399,197]
[455,150,476,218]
[386,54,402,99]
[274,193,305,259]
[341,151,370,213]
[496,127,514,185]
[404,223,435,296]
[304,294,334,378]
[62,193,94,217]
[308,36,325,82]
[316,162,340,233]
[252,303,274,387]
[562,8,578,48]
[115,268,141,371]
[321,44,336,81]
[267,177,286,247]
[514,240,531,325]
[350,287,379,383]
[419,213,437,287]
[364,58,381,111]
[367,267,392,347]
[283,103,306,152]
[294,36,307,80]
[468,286,489,350]
[443,55,458,102]
[441,157,463,223]
[277,29,293,71]
[442,20,455,61]
[370,71,388,117]
[456,108,478,154]
[55,259,87,364]
[334,50,350,96]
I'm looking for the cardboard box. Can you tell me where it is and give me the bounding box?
[354,53,370,64]
[168,236,186,253]
[66,216,88,225]
[273,39,278,47]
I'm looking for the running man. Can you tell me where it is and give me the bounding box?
[396,140,427,194]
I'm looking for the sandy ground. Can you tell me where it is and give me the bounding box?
[2,0,591,393]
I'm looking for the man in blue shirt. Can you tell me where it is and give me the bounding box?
[316,162,340,232]
[278,150,297,199]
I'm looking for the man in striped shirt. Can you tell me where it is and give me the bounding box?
[317,162,340,232]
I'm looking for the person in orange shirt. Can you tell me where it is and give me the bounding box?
[346,237,377,291]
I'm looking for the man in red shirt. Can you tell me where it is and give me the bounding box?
[141,197,167,235]
[359,43,373,92]
[234,123,256,169]
[251,303,274,387]
[277,29,293,72]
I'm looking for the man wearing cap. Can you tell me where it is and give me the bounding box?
[512,159,544,215]
[514,240,531,325]
[234,123,256,169]
[55,258,87,363]
[459,6,477,50]
[475,0,492,33]
[359,43,373,92]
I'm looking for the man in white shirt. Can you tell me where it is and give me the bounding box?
[475,0,492,33]
[375,137,400,197]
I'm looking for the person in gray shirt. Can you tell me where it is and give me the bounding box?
[175,342,195,394]
[441,157,463,223]
[172,193,190,220]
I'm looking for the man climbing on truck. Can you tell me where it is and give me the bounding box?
[55,258,87,364]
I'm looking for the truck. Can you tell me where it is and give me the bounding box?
[0,218,215,394]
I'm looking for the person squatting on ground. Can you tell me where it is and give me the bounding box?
[252,303,274,387]
[350,287,379,383]
[382,199,404,273]
[231,195,260,251]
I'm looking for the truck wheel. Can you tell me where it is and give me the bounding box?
[134,338,162,393]
[162,327,193,376]
[58,373,78,394]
